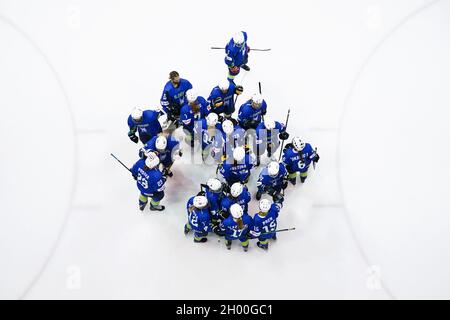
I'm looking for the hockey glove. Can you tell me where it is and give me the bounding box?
[266,186,277,196]
[163,168,173,178]
[197,190,206,197]
[129,134,139,144]
[279,131,289,141]
[139,148,146,159]
[213,97,224,107]
[235,85,244,95]
[229,66,240,75]
[222,182,230,195]
[218,209,229,221]
[273,193,284,204]
[248,120,259,128]
[314,154,320,163]
[214,226,225,237]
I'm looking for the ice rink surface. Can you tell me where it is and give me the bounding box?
[1,0,449,299]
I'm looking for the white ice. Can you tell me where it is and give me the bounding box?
[1,0,450,299]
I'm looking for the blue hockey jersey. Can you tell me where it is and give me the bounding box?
[193,119,223,151]
[219,154,254,184]
[237,100,267,129]
[160,79,193,116]
[213,122,246,159]
[130,159,166,195]
[220,213,254,241]
[208,81,237,115]
[224,31,249,67]
[256,121,286,146]
[180,97,211,132]
[220,185,251,216]
[186,196,211,234]
[257,163,288,193]
[282,143,317,172]
[252,203,281,240]
[204,187,224,219]
[127,110,162,141]
[140,135,180,166]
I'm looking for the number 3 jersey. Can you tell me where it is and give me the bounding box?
[130,159,166,195]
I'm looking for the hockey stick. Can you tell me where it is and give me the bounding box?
[278,109,291,161]
[258,81,265,123]
[211,47,271,51]
[110,153,131,173]
[233,70,249,105]
[313,147,318,170]
[260,227,296,236]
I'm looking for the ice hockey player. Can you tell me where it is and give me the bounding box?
[130,152,166,211]
[139,135,182,178]
[180,90,211,147]
[201,178,225,230]
[218,146,255,185]
[160,71,193,124]
[219,182,251,220]
[219,203,254,251]
[214,119,246,160]
[127,107,163,144]
[237,93,267,130]
[256,161,288,203]
[184,195,211,243]
[255,116,289,161]
[282,137,320,185]
[225,31,250,80]
[251,199,282,250]
[193,112,221,161]
[208,79,243,118]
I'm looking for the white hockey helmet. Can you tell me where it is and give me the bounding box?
[230,182,244,198]
[206,112,219,127]
[259,199,272,213]
[218,79,230,92]
[267,161,280,177]
[207,178,222,192]
[232,31,245,46]
[251,93,263,107]
[233,146,246,162]
[186,89,198,103]
[131,107,144,121]
[158,113,170,130]
[193,195,208,209]
[222,119,234,135]
[230,203,244,220]
[264,117,276,130]
[145,152,160,169]
[292,137,306,151]
[155,136,167,151]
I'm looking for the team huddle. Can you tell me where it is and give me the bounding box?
[125,31,320,251]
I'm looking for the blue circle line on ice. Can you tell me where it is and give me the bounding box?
[336,0,442,300]
[0,14,79,299]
